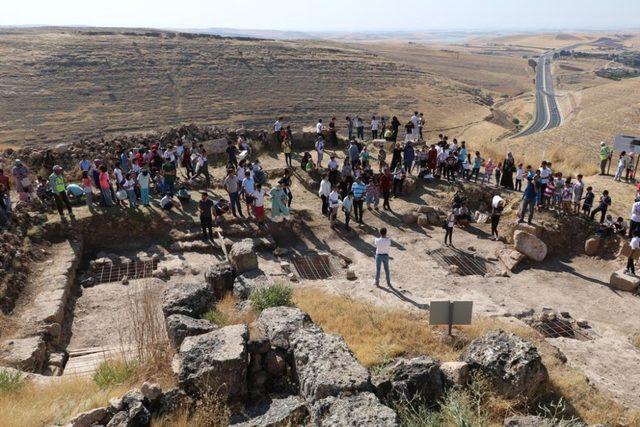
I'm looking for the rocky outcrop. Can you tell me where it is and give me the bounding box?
[440,361,470,389]
[229,395,309,426]
[230,239,259,274]
[172,324,249,399]
[165,314,217,348]
[205,262,235,299]
[372,356,443,406]
[513,231,548,262]
[310,392,398,426]
[161,282,215,317]
[460,330,548,399]
[0,336,47,372]
[254,307,312,350]
[291,328,371,401]
[233,270,272,301]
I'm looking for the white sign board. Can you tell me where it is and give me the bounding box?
[429,301,473,326]
[613,135,640,154]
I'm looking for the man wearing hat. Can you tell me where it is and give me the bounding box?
[600,141,612,175]
[198,191,214,240]
[48,165,73,216]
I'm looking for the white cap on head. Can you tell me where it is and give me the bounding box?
[600,141,606,146]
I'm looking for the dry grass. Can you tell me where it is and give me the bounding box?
[0,376,131,427]
[202,293,257,327]
[294,288,640,426]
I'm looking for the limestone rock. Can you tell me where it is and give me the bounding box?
[173,324,249,399]
[402,211,418,225]
[440,361,470,388]
[233,270,271,300]
[417,214,430,227]
[346,268,357,280]
[291,328,371,401]
[310,392,398,426]
[254,306,312,350]
[140,381,162,403]
[496,248,527,272]
[417,205,436,214]
[166,314,217,348]
[264,350,287,377]
[161,282,214,317]
[584,237,602,256]
[460,330,547,399]
[229,395,309,426]
[609,270,640,292]
[157,387,193,416]
[205,262,235,299]
[513,231,547,262]
[230,239,259,274]
[105,411,130,427]
[513,223,543,238]
[67,407,110,427]
[372,356,443,405]
[0,336,47,372]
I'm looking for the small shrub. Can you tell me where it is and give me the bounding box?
[202,309,230,327]
[92,359,138,389]
[250,283,293,312]
[512,117,520,125]
[0,370,23,394]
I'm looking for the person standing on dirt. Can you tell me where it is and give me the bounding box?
[491,195,504,241]
[351,175,366,225]
[418,113,425,141]
[283,135,293,168]
[599,141,612,175]
[626,231,640,275]
[273,117,283,147]
[318,173,331,216]
[519,169,538,224]
[590,190,611,223]
[198,192,214,240]
[390,143,402,172]
[223,168,243,218]
[356,116,364,140]
[226,141,239,169]
[380,168,392,210]
[328,117,338,146]
[628,197,640,238]
[346,116,354,140]
[315,135,325,168]
[537,161,551,207]
[12,159,32,202]
[315,118,324,138]
[500,152,516,189]
[373,227,392,287]
[371,116,379,140]
[48,165,73,217]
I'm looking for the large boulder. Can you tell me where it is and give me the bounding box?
[0,336,47,372]
[609,270,640,292]
[205,262,235,299]
[496,248,527,272]
[161,282,215,317]
[513,231,547,262]
[402,211,418,226]
[513,223,543,238]
[230,239,259,274]
[67,407,110,427]
[291,328,371,401]
[172,324,249,400]
[254,307,312,350]
[372,356,443,405]
[165,314,217,348]
[229,395,309,426]
[310,392,398,426]
[584,237,602,256]
[460,330,548,399]
[233,270,271,301]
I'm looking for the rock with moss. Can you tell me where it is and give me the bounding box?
[372,356,443,406]
[310,392,398,426]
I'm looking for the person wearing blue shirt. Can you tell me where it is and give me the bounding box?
[458,142,468,173]
[519,168,539,224]
[79,158,92,172]
[351,176,366,225]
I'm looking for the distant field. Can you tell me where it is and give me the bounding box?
[0,28,495,146]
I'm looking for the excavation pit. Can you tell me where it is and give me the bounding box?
[291,255,334,280]
[427,247,495,276]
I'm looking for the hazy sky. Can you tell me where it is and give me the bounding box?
[2,0,639,32]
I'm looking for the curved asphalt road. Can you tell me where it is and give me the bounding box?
[518,51,562,137]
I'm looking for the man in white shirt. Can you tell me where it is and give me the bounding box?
[315,136,325,168]
[371,116,379,140]
[318,173,332,216]
[316,119,324,137]
[629,199,640,238]
[538,161,552,202]
[327,156,339,185]
[373,227,391,287]
[411,111,420,140]
[328,186,341,227]
[274,116,283,146]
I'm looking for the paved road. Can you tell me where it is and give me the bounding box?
[518,51,562,136]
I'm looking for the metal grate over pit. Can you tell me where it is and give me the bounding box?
[291,255,333,280]
[91,259,159,284]
[533,318,594,341]
[427,247,494,276]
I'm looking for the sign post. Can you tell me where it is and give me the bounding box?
[429,301,473,336]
